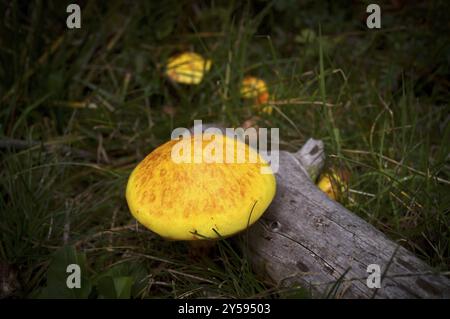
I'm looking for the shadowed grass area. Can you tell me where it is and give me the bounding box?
[0,0,449,298]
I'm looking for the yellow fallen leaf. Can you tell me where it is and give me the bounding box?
[165,52,212,85]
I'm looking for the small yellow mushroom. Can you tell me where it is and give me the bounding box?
[165,52,212,85]
[240,76,272,115]
[317,169,348,201]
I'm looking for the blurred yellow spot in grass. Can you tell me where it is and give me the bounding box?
[165,52,212,85]
[240,76,272,115]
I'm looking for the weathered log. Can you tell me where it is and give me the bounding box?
[244,138,450,298]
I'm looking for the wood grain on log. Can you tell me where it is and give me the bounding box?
[245,139,450,298]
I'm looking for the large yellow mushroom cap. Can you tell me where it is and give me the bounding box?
[165,52,212,85]
[125,134,276,240]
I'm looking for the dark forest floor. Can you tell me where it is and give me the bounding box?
[0,1,449,298]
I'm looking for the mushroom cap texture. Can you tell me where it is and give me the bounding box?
[126,134,276,240]
[165,52,212,85]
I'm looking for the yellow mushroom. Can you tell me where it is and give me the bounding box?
[240,76,272,114]
[165,52,212,85]
[317,169,348,201]
[125,133,276,240]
